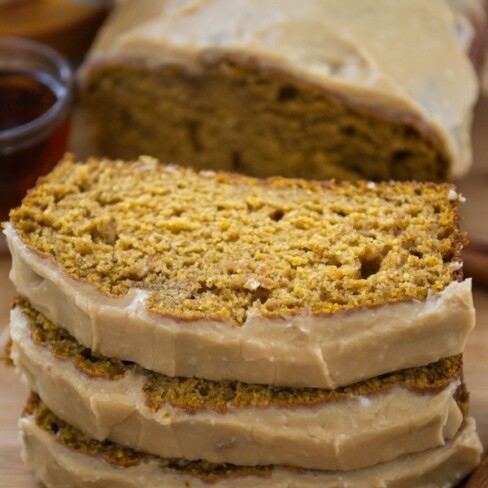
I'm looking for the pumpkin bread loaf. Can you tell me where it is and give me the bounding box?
[79,0,478,181]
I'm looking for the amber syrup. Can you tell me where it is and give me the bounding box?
[0,69,70,221]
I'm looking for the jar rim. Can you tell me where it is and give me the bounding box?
[0,36,72,147]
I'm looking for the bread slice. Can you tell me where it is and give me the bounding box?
[10,299,467,471]
[79,0,478,181]
[5,155,475,388]
[20,394,483,488]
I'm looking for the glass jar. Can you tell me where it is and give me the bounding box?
[0,36,72,223]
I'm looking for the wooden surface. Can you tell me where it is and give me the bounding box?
[465,451,488,487]
[1,72,488,488]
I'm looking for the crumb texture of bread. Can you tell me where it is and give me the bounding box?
[10,156,465,326]
[83,61,448,182]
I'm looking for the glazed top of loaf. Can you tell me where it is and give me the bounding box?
[8,155,465,327]
[84,0,478,178]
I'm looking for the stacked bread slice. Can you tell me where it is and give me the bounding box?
[5,155,483,487]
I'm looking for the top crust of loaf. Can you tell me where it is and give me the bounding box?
[9,155,465,327]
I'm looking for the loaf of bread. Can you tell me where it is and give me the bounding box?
[79,0,479,181]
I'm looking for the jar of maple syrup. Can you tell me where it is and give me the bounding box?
[0,36,72,223]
